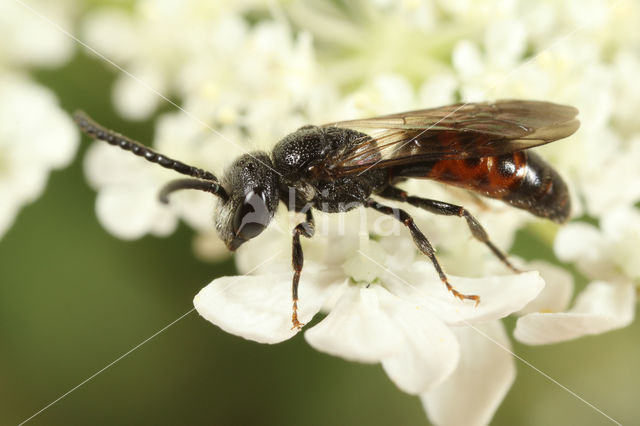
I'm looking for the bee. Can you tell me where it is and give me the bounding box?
[74,100,579,329]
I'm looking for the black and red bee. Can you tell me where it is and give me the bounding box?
[74,100,579,329]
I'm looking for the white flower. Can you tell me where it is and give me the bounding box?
[81,1,314,125]
[0,74,78,239]
[195,210,545,424]
[0,0,76,69]
[421,321,515,426]
[336,73,416,120]
[83,140,178,240]
[452,16,528,101]
[81,1,228,120]
[74,0,640,422]
[287,0,522,89]
[514,207,638,345]
[0,0,78,239]
[81,6,332,255]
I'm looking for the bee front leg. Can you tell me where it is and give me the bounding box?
[291,210,315,330]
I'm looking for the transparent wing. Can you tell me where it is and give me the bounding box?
[322,100,579,175]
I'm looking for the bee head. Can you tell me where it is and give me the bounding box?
[215,152,280,251]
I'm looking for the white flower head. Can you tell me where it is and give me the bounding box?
[195,209,545,423]
[81,111,247,263]
[83,140,178,240]
[73,0,640,422]
[0,74,78,239]
[515,207,638,345]
[81,1,250,120]
[82,6,332,254]
[0,0,78,239]
[0,0,76,69]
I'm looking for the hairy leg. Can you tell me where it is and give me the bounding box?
[378,186,519,272]
[290,210,315,329]
[366,198,480,305]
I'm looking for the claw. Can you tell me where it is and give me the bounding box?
[291,301,305,330]
[291,318,305,330]
[446,282,480,306]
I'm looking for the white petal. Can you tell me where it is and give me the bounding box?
[418,74,458,108]
[514,281,636,345]
[0,199,18,239]
[170,188,217,232]
[518,261,574,315]
[194,271,344,344]
[192,231,231,263]
[372,74,415,112]
[601,207,640,279]
[484,18,527,67]
[83,141,165,188]
[38,108,78,168]
[553,222,600,262]
[553,223,616,279]
[452,40,484,78]
[112,69,164,121]
[381,292,460,395]
[0,75,78,239]
[304,286,403,363]
[81,8,139,63]
[388,263,545,324]
[95,186,177,239]
[422,321,515,426]
[1,0,75,67]
[342,240,388,283]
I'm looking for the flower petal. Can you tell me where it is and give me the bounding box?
[422,321,515,426]
[514,281,636,345]
[194,271,344,344]
[518,261,574,315]
[112,63,165,120]
[381,292,460,395]
[95,186,177,239]
[308,283,460,394]
[304,286,403,363]
[601,207,640,279]
[554,222,600,262]
[554,223,616,279]
[387,263,545,324]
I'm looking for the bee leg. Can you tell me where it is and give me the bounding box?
[291,210,315,330]
[365,199,480,305]
[378,186,520,273]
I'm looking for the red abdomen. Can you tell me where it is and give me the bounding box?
[392,151,570,223]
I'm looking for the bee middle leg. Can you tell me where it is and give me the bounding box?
[291,209,315,330]
[365,198,479,305]
[378,186,520,273]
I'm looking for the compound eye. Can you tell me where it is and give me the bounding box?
[232,190,270,240]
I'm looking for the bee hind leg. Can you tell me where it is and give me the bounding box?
[365,198,480,305]
[377,186,520,273]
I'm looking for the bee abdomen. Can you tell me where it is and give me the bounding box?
[501,152,570,223]
[392,151,570,223]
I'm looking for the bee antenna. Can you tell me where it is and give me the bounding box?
[73,110,220,183]
[158,178,228,203]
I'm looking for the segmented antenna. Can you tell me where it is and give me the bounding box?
[158,178,228,203]
[73,110,219,182]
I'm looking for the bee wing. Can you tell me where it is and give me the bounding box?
[322,100,579,175]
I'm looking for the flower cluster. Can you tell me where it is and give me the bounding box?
[77,0,640,424]
[81,0,330,259]
[195,210,545,426]
[0,0,79,239]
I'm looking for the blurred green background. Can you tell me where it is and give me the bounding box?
[1,7,639,426]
